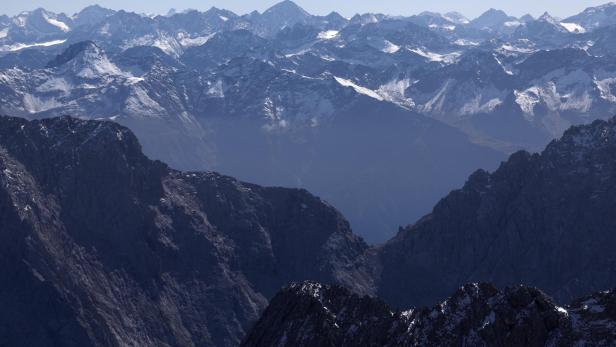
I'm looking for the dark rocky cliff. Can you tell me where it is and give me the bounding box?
[0,115,373,347]
[242,281,616,346]
[378,117,616,308]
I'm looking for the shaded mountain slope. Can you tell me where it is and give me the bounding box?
[0,115,373,347]
[378,117,616,307]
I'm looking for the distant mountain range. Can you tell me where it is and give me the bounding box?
[2,2,616,244]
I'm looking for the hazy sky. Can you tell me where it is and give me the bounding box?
[1,0,611,19]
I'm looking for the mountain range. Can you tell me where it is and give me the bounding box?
[243,281,616,346]
[2,109,616,346]
[4,2,616,241]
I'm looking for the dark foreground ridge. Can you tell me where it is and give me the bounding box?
[378,116,616,308]
[3,115,616,346]
[0,115,373,347]
[242,281,616,347]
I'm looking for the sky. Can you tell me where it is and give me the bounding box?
[1,0,612,19]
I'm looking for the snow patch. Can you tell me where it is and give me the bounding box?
[461,96,503,115]
[504,21,522,27]
[382,40,400,54]
[556,306,569,316]
[498,43,536,55]
[0,28,8,39]
[317,30,339,40]
[13,14,27,27]
[0,39,66,52]
[594,76,616,102]
[335,77,383,101]
[377,79,414,107]
[207,80,224,98]
[178,33,215,48]
[454,39,479,46]
[43,14,70,32]
[515,88,541,116]
[407,48,460,63]
[560,22,586,33]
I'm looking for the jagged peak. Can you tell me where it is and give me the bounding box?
[244,280,616,346]
[0,115,142,156]
[548,116,616,153]
[46,40,99,68]
[45,40,125,78]
[325,11,345,19]
[538,11,558,24]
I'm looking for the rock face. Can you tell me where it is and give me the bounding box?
[242,281,616,347]
[378,117,616,308]
[0,115,373,347]
[3,112,616,346]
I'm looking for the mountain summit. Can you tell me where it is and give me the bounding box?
[45,40,123,77]
[242,281,616,346]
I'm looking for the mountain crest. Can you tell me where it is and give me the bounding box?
[46,40,97,68]
[242,281,616,346]
[46,40,123,78]
[538,11,558,24]
[263,0,310,17]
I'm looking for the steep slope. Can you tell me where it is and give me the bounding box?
[242,281,616,346]
[0,8,71,48]
[563,3,616,32]
[0,115,373,346]
[378,117,616,307]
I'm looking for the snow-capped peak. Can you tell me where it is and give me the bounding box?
[443,11,470,24]
[538,12,558,24]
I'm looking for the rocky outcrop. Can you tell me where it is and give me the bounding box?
[242,281,616,346]
[378,117,616,308]
[0,115,373,347]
